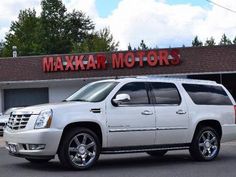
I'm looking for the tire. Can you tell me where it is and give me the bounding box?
[58,127,101,170]
[25,158,51,163]
[189,126,220,161]
[147,150,167,157]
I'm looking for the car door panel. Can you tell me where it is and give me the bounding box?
[149,82,189,145]
[106,82,156,147]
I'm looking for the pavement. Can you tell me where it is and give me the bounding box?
[1,137,236,177]
[0,145,235,177]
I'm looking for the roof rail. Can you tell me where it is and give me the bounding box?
[135,76,217,84]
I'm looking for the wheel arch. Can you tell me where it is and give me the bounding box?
[57,121,103,153]
[192,119,222,142]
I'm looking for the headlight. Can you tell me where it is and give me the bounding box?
[34,109,53,129]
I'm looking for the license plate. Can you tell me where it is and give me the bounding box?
[8,144,18,154]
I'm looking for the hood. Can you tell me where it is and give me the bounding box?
[13,101,99,115]
[0,114,10,122]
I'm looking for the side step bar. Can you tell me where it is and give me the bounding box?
[102,144,190,154]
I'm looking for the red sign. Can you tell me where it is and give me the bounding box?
[42,49,180,72]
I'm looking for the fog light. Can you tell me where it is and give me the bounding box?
[28,144,46,150]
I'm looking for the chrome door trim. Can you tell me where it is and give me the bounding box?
[109,127,187,133]
[109,127,156,133]
[157,127,188,130]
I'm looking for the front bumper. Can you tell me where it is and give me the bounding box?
[221,124,236,143]
[3,128,63,157]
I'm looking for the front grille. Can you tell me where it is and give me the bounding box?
[7,114,31,130]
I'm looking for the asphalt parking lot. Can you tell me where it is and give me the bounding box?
[1,137,236,177]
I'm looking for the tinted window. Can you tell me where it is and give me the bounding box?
[183,84,232,105]
[151,82,181,105]
[116,82,149,104]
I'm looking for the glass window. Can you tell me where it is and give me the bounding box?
[66,81,118,102]
[116,82,149,105]
[151,82,181,105]
[182,84,232,105]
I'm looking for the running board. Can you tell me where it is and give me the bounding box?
[102,144,190,154]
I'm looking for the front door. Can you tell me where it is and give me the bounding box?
[106,82,156,147]
[149,82,189,145]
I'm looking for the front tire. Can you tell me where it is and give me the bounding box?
[189,126,220,161]
[58,127,101,170]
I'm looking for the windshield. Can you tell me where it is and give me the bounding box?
[66,81,118,102]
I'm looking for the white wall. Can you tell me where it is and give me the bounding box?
[49,82,89,103]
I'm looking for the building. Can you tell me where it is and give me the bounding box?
[0,45,236,113]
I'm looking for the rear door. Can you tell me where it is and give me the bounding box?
[150,82,189,145]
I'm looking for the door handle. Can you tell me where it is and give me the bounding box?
[176,110,186,115]
[141,110,153,115]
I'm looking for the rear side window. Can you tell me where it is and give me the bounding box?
[151,82,181,105]
[182,84,232,105]
[116,82,149,105]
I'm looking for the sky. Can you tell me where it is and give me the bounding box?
[0,0,236,50]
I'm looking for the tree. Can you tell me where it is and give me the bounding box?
[66,10,94,44]
[192,36,203,47]
[139,40,148,50]
[2,0,116,57]
[74,28,119,52]
[233,37,236,44]
[40,0,71,54]
[205,37,216,46]
[219,34,232,45]
[3,9,41,56]
[0,41,4,57]
[128,43,132,50]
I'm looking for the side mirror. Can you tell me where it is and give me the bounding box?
[112,94,131,106]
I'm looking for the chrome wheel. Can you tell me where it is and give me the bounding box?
[198,130,218,159]
[68,133,97,167]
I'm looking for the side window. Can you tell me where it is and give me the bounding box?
[151,82,181,105]
[182,83,232,105]
[116,82,149,105]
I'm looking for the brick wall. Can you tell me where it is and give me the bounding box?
[0,45,236,82]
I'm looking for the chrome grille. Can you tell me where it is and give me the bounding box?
[7,114,31,130]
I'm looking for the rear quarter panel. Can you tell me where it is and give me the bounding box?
[180,83,235,143]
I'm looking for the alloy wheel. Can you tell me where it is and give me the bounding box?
[68,133,97,167]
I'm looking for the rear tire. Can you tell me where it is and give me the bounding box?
[58,127,101,170]
[189,126,220,161]
[146,150,167,157]
[25,158,51,163]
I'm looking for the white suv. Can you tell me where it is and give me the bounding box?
[4,77,236,170]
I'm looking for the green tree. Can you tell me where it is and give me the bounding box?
[2,0,118,57]
[3,9,41,56]
[233,36,236,44]
[40,0,71,54]
[0,41,4,57]
[192,36,203,47]
[219,34,232,45]
[66,10,94,44]
[205,37,216,46]
[139,40,148,50]
[74,28,119,52]
[128,43,132,50]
